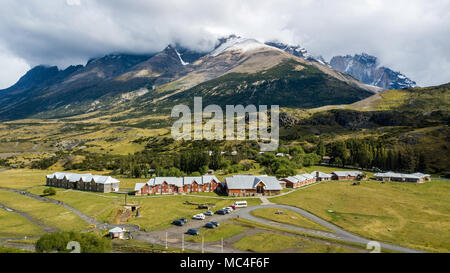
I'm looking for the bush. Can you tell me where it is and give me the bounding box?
[35,231,111,253]
[43,187,56,196]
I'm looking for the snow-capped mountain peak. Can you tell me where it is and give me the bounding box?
[210,35,272,56]
[265,41,310,59]
[330,53,417,90]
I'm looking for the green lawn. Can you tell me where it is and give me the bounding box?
[251,208,333,232]
[126,196,261,231]
[0,169,48,190]
[112,239,189,253]
[233,232,355,253]
[27,186,121,223]
[0,190,89,231]
[186,222,246,243]
[271,180,450,253]
[0,209,44,239]
[0,246,34,253]
[23,187,261,231]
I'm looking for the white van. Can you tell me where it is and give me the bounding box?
[233,201,248,208]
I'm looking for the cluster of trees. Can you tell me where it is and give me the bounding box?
[35,231,111,253]
[326,138,431,173]
[31,156,59,170]
[28,135,435,176]
[257,146,321,177]
[27,139,325,178]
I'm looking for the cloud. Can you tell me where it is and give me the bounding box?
[0,45,30,89]
[0,0,449,88]
[66,0,81,6]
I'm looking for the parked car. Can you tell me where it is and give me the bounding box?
[180,218,188,223]
[192,214,206,220]
[204,211,214,216]
[223,207,233,213]
[204,222,217,229]
[215,209,226,215]
[210,221,220,227]
[172,220,184,226]
[187,229,200,236]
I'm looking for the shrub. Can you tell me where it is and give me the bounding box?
[35,231,111,253]
[43,187,56,196]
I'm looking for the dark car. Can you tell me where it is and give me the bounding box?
[204,222,217,229]
[172,220,184,226]
[210,221,220,227]
[215,209,226,215]
[180,218,188,223]
[187,229,200,236]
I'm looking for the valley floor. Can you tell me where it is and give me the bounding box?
[0,167,448,253]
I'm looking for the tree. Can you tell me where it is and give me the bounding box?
[132,164,142,178]
[199,165,209,175]
[316,140,326,157]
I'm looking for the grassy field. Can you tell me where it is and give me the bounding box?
[126,196,261,231]
[28,186,121,223]
[24,186,261,231]
[271,180,450,253]
[251,208,333,232]
[0,246,33,253]
[0,169,48,190]
[0,190,89,232]
[233,232,355,253]
[112,239,189,253]
[186,222,247,243]
[0,209,44,239]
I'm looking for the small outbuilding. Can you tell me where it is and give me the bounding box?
[109,227,126,240]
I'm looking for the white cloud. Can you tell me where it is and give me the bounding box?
[0,0,449,88]
[0,45,30,89]
[66,0,81,6]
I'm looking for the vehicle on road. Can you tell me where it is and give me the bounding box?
[210,221,220,227]
[204,222,217,229]
[180,218,188,223]
[187,229,200,236]
[215,209,226,215]
[223,207,233,213]
[234,201,248,208]
[192,213,206,220]
[172,220,184,226]
[204,211,214,216]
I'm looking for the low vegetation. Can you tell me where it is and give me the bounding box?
[251,208,332,232]
[233,232,354,253]
[35,231,111,253]
[0,190,89,232]
[0,208,44,238]
[271,180,450,253]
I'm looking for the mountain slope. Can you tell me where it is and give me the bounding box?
[0,36,382,120]
[172,58,374,108]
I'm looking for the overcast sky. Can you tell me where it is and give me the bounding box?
[0,0,449,88]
